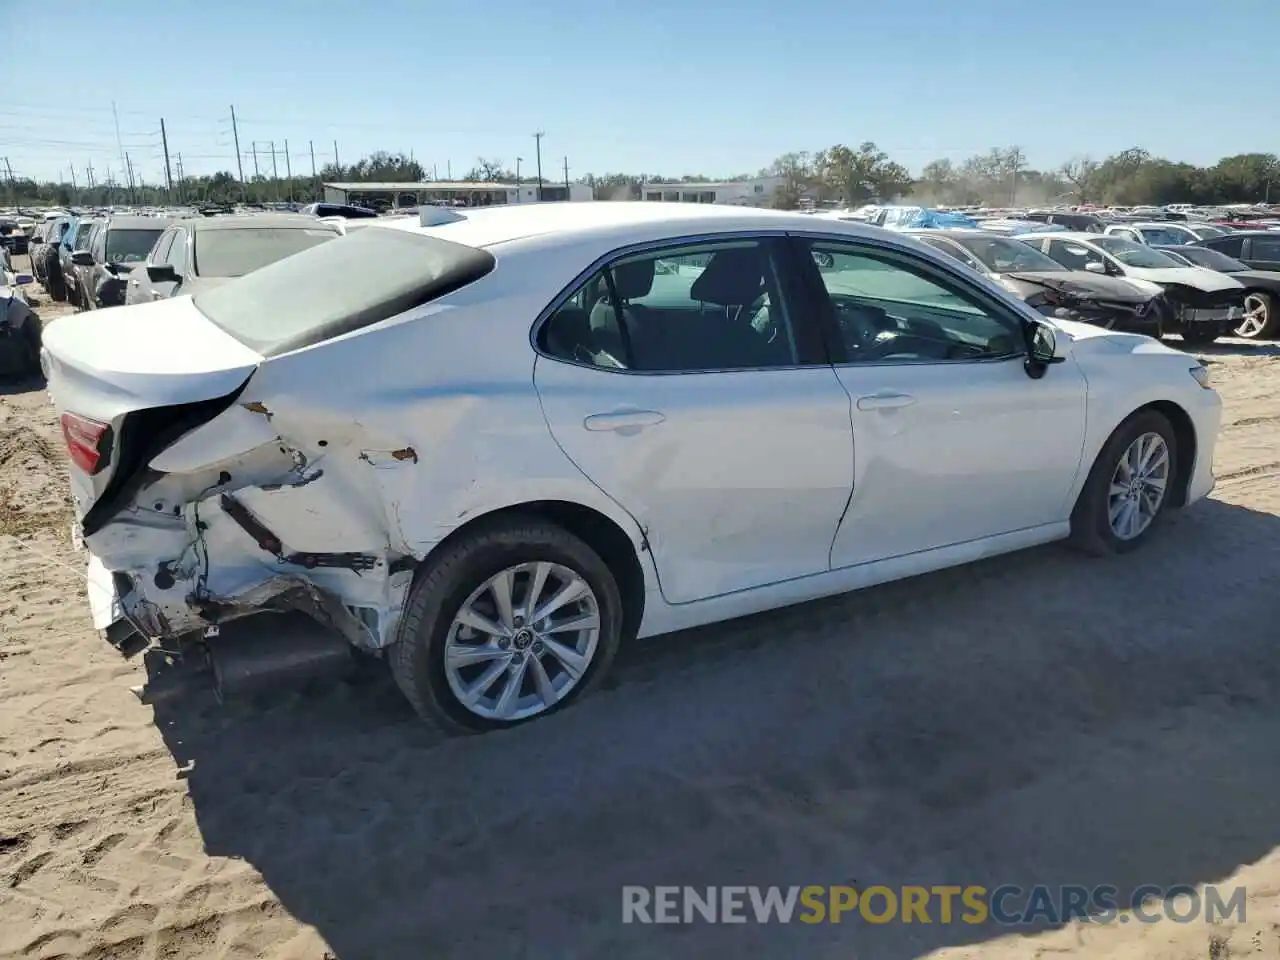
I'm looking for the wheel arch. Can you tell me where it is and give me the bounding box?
[416,499,648,643]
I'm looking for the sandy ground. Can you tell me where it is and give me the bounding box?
[2,264,1279,960]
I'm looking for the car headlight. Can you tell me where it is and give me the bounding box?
[1189,364,1211,389]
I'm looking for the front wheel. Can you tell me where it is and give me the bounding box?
[1236,292,1278,340]
[1068,410,1177,556]
[389,516,623,732]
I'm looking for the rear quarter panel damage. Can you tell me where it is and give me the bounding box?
[86,289,656,651]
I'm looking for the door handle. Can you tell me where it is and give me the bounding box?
[583,409,666,432]
[856,392,917,411]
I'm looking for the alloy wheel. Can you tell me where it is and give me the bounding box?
[1107,432,1170,541]
[443,562,601,722]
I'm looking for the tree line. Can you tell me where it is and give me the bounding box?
[4,145,1277,209]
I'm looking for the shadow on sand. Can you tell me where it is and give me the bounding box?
[150,497,1280,959]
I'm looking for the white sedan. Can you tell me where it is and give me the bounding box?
[1018,231,1247,345]
[42,203,1222,731]
[1103,221,1229,245]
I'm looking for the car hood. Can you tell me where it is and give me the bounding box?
[1120,265,1245,292]
[1002,270,1151,302]
[1049,317,1187,358]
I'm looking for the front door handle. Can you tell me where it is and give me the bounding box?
[856,392,917,411]
[583,409,666,433]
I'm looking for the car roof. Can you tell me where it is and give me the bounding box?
[189,213,342,232]
[1032,232,1103,243]
[105,215,175,230]
[906,229,1006,241]
[377,201,887,251]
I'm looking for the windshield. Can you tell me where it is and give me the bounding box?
[1189,224,1226,239]
[1169,246,1249,272]
[1089,235,1184,269]
[105,228,163,263]
[1138,226,1192,245]
[953,235,1067,273]
[72,222,95,249]
[193,227,340,278]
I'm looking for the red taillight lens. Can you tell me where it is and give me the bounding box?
[60,412,109,474]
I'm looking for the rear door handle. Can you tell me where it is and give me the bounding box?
[583,409,666,433]
[856,392,917,411]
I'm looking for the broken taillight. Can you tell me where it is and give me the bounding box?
[60,412,110,474]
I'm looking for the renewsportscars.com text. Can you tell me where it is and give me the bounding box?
[621,884,1246,925]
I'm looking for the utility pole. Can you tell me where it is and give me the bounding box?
[176,154,185,203]
[269,141,279,202]
[124,153,137,205]
[251,141,260,180]
[283,139,293,201]
[230,105,246,200]
[86,163,95,192]
[516,157,523,201]
[160,117,173,199]
[563,156,569,196]
[112,101,127,187]
[333,140,339,175]
[2,158,14,208]
[533,131,544,201]
[309,140,318,200]
[69,165,78,205]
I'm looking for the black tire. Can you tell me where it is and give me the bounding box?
[389,515,624,732]
[1068,409,1177,557]
[1181,328,1218,346]
[21,317,42,376]
[1236,291,1279,340]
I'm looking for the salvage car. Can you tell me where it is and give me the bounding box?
[42,204,1222,731]
[1104,221,1227,245]
[912,229,1162,336]
[0,271,41,377]
[1019,232,1245,345]
[125,214,343,304]
[73,215,173,310]
[1197,231,1280,273]
[1153,244,1280,339]
[35,216,71,301]
[58,217,100,308]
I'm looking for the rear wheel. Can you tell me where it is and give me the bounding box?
[389,516,623,732]
[1236,292,1278,340]
[1068,410,1177,556]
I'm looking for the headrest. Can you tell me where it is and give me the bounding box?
[690,247,765,306]
[610,258,655,300]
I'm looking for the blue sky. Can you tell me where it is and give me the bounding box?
[4,0,1276,185]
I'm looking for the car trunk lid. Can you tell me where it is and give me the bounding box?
[41,295,264,530]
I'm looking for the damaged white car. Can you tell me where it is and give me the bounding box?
[43,203,1223,732]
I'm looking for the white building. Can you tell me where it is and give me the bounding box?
[323,180,593,208]
[640,177,785,206]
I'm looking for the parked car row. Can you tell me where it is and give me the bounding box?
[26,210,345,313]
[38,202,1223,731]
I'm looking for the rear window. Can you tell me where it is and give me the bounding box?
[193,226,340,278]
[191,226,497,357]
[106,228,164,263]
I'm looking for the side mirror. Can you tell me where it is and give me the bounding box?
[12,273,33,286]
[1025,320,1067,379]
[1084,261,1106,274]
[71,250,94,266]
[146,263,178,283]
